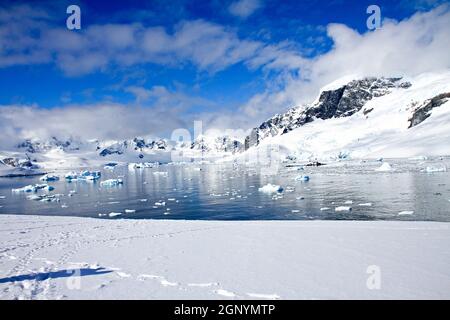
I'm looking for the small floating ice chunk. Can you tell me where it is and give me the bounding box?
[65,171,78,180]
[295,175,310,182]
[358,203,373,207]
[44,185,55,192]
[100,179,123,187]
[104,163,118,170]
[398,211,414,216]
[40,174,59,182]
[258,184,283,194]
[108,212,123,217]
[125,209,136,214]
[153,171,168,177]
[65,170,101,181]
[12,184,49,193]
[335,206,352,212]
[128,162,158,170]
[344,200,353,204]
[320,207,331,211]
[424,166,447,173]
[375,163,393,172]
[154,201,166,206]
[27,195,42,201]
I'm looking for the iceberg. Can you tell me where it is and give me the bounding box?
[258,184,283,194]
[40,174,59,182]
[100,179,123,187]
[335,206,352,212]
[108,212,123,217]
[295,175,310,182]
[128,162,159,170]
[81,170,101,180]
[375,163,393,172]
[65,171,79,180]
[104,163,118,170]
[65,170,101,181]
[12,184,50,193]
[424,166,447,173]
[44,185,55,192]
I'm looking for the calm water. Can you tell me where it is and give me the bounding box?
[0,159,450,221]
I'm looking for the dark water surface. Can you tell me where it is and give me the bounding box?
[0,159,449,221]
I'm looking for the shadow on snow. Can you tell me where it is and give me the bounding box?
[0,268,112,284]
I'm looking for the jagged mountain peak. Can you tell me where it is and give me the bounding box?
[244,76,412,150]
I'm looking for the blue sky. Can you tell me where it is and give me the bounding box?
[0,0,445,107]
[0,0,449,143]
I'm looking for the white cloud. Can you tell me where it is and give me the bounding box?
[0,4,289,76]
[0,103,188,149]
[239,4,450,122]
[228,0,263,19]
[0,5,449,147]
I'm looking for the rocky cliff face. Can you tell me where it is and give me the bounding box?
[408,92,450,128]
[244,77,412,150]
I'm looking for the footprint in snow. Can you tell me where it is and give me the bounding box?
[214,289,237,298]
[116,271,132,278]
[247,293,281,300]
[187,282,218,288]
[137,274,178,287]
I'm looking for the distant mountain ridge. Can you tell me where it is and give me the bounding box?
[2,72,450,169]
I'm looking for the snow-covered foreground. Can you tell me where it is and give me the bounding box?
[0,215,449,300]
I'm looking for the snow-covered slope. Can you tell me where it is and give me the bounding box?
[1,71,449,170]
[0,134,244,171]
[239,71,450,162]
[1,215,449,299]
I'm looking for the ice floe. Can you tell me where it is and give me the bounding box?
[375,162,393,172]
[424,166,447,173]
[258,184,283,194]
[295,175,310,182]
[128,162,159,169]
[100,179,123,187]
[398,211,414,216]
[65,170,101,181]
[12,184,51,193]
[108,212,123,217]
[358,203,373,207]
[39,174,59,182]
[335,206,352,212]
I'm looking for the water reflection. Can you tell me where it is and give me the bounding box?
[0,159,449,221]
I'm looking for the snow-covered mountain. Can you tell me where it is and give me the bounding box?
[239,71,450,162]
[1,71,449,172]
[0,133,244,172]
[244,77,412,149]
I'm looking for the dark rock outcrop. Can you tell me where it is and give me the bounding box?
[244,77,412,150]
[408,93,450,128]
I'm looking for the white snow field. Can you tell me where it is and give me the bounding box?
[0,215,449,300]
